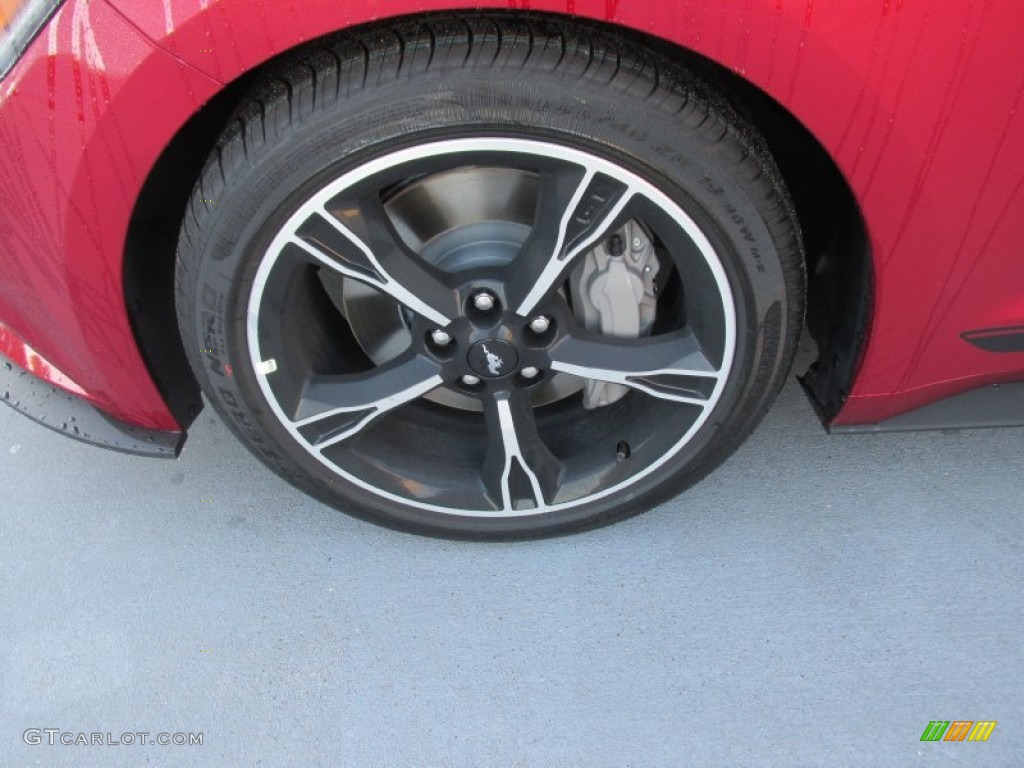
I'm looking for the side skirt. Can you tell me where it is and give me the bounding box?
[825,382,1024,434]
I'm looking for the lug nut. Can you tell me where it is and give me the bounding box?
[472,292,496,311]
[528,316,551,334]
[632,236,644,249]
[430,330,452,346]
[461,374,481,386]
[520,366,540,380]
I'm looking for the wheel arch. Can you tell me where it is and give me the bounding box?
[122,10,871,431]
[673,54,872,423]
[123,71,258,429]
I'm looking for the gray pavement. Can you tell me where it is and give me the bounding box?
[1,344,1022,766]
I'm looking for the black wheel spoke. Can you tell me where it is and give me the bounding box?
[290,196,460,326]
[292,352,442,449]
[549,329,723,406]
[509,164,637,315]
[481,390,564,512]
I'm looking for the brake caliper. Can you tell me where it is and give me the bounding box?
[569,221,660,408]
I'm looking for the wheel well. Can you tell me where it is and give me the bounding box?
[671,53,872,423]
[123,72,257,429]
[123,11,870,430]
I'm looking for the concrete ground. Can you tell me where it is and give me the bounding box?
[1,346,1021,766]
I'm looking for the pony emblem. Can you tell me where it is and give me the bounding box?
[481,343,504,376]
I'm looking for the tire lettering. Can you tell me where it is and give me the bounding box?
[701,176,724,195]
[218,387,271,450]
[200,311,224,377]
[201,282,219,312]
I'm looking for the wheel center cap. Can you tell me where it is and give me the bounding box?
[468,339,518,378]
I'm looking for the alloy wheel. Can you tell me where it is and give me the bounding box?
[246,138,737,517]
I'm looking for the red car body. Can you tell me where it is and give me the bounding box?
[1,0,1022,447]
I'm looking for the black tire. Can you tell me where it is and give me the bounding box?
[175,14,804,539]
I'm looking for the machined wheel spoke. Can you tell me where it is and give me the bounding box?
[292,353,443,450]
[290,197,460,326]
[481,391,564,513]
[549,330,722,406]
[511,164,638,315]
